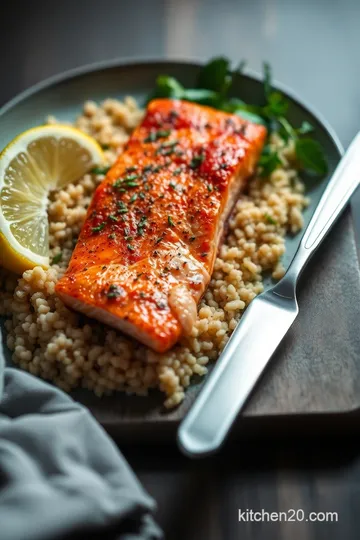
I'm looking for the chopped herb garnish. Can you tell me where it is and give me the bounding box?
[51,252,63,265]
[157,129,171,138]
[207,184,213,192]
[144,132,156,143]
[123,174,139,182]
[109,215,118,222]
[139,192,146,199]
[155,236,163,244]
[175,150,184,157]
[126,166,137,173]
[108,233,116,239]
[139,292,146,298]
[114,176,138,190]
[117,201,128,214]
[106,284,122,299]
[169,182,176,189]
[162,148,175,157]
[265,214,277,225]
[173,167,182,176]
[190,153,205,169]
[91,166,110,175]
[143,164,153,173]
[168,215,175,227]
[129,193,138,203]
[153,165,163,173]
[161,139,178,148]
[127,244,135,251]
[101,144,110,150]
[125,235,133,241]
[137,215,147,236]
[92,223,105,233]
[144,129,171,143]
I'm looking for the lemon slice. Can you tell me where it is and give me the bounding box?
[0,125,104,274]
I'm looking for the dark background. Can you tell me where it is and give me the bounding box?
[2,1,360,538]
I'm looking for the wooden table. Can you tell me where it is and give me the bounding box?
[2,1,360,538]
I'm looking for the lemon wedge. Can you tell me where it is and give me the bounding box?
[0,125,104,274]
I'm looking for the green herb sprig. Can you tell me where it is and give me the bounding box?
[146,57,328,177]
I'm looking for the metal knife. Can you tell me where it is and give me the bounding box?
[178,131,360,458]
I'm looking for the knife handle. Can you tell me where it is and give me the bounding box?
[274,131,360,299]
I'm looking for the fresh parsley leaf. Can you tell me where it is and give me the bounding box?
[263,91,289,119]
[223,99,265,124]
[234,108,266,125]
[145,56,328,179]
[197,57,230,93]
[149,75,185,101]
[295,138,328,175]
[259,147,282,177]
[183,88,220,107]
[277,117,295,140]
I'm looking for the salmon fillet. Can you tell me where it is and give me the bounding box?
[56,99,266,352]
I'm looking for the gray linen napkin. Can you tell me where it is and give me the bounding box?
[0,348,163,540]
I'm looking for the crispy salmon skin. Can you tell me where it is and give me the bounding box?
[56,99,266,352]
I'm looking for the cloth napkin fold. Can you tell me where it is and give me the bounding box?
[0,349,162,540]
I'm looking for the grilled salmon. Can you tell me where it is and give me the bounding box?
[56,99,266,352]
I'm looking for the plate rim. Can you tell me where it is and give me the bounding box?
[0,56,344,159]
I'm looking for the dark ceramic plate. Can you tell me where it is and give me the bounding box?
[1,60,359,442]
